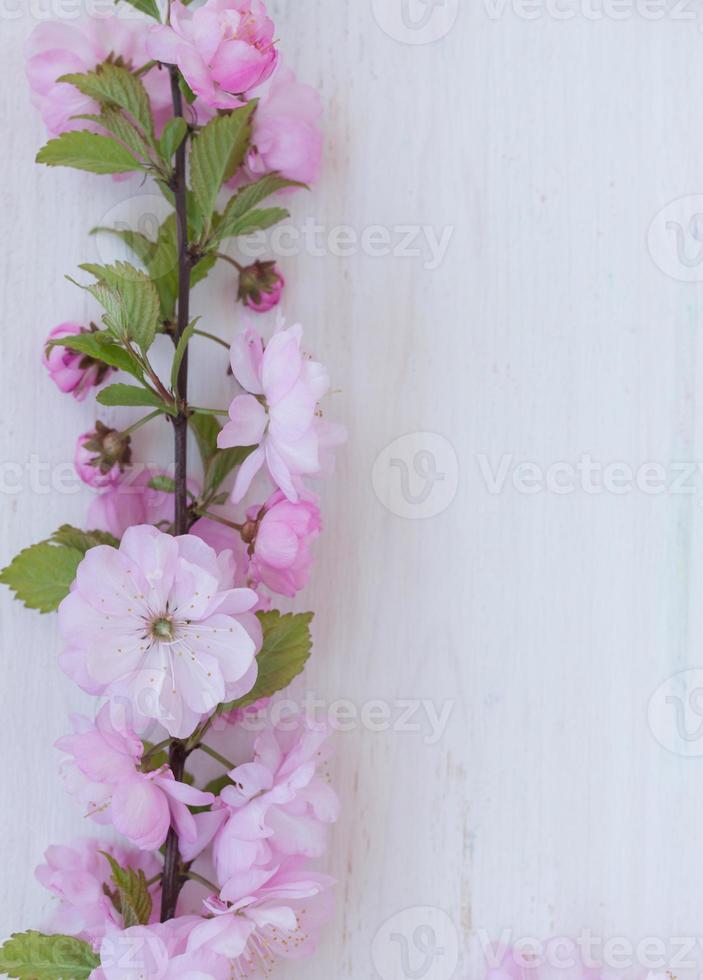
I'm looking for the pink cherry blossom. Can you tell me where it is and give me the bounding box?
[43,324,115,401]
[246,65,323,186]
[218,321,338,503]
[58,525,262,738]
[182,714,339,883]
[35,838,160,945]
[25,18,171,137]
[147,0,278,111]
[246,491,321,597]
[57,704,214,851]
[87,469,197,539]
[98,917,231,979]
[186,859,334,972]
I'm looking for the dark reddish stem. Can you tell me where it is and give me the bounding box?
[160,65,192,924]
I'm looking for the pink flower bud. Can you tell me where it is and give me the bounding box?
[147,0,278,111]
[43,324,115,401]
[75,423,132,489]
[247,490,321,597]
[238,261,285,313]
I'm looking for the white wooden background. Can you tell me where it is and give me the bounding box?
[4,1,703,977]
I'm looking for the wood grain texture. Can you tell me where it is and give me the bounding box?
[3,2,703,977]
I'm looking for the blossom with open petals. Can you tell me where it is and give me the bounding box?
[58,525,261,737]
[219,322,335,503]
[57,705,213,850]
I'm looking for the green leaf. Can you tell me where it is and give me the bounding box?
[188,414,255,493]
[189,412,220,468]
[36,130,143,174]
[101,852,153,929]
[46,330,144,381]
[0,931,99,978]
[213,174,300,244]
[78,261,161,352]
[0,525,117,613]
[75,107,153,163]
[170,319,199,389]
[60,64,155,140]
[220,206,289,239]
[222,611,314,712]
[192,252,217,289]
[148,475,177,493]
[190,104,255,237]
[90,226,156,268]
[50,525,119,552]
[97,383,167,410]
[147,215,179,319]
[159,117,188,161]
[117,0,161,20]
[0,542,84,613]
[208,445,256,495]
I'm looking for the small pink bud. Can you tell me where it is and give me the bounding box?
[75,422,132,489]
[43,323,115,401]
[238,261,285,314]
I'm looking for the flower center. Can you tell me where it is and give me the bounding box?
[150,616,176,642]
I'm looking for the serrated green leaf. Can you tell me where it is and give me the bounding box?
[97,383,167,410]
[46,330,144,381]
[190,105,255,238]
[101,852,153,929]
[222,611,314,712]
[90,226,156,268]
[159,117,188,161]
[212,175,300,244]
[50,525,119,552]
[192,252,217,289]
[222,206,289,239]
[0,543,83,613]
[36,130,143,174]
[78,261,161,352]
[117,0,161,20]
[74,107,153,164]
[0,931,99,978]
[60,64,155,140]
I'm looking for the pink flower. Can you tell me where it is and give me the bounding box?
[246,65,323,186]
[56,705,214,850]
[35,838,160,945]
[58,525,262,738]
[87,468,196,539]
[182,715,339,884]
[238,261,285,314]
[43,324,114,401]
[25,18,171,137]
[75,424,132,489]
[98,917,231,979]
[147,0,278,111]
[246,491,321,597]
[218,321,336,503]
[186,859,334,972]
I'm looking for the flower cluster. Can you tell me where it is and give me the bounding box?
[2,1,345,976]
